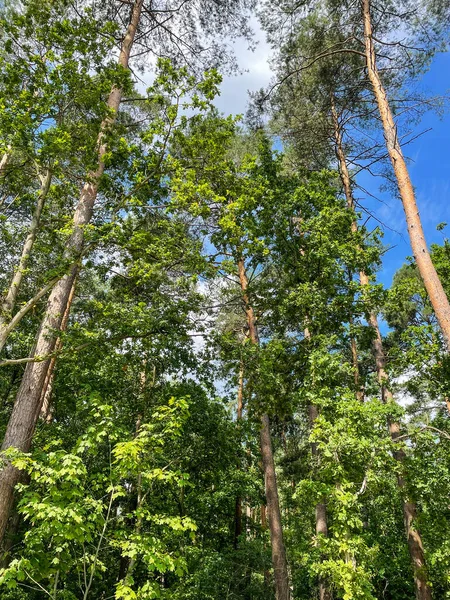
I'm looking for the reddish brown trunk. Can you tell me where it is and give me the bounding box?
[237,257,291,600]
[360,278,431,599]
[261,503,271,584]
[316,498,331,600]
[260,413,291,600]
[332,81,432,598]
[0,0,144,543]
[308,401,332,600]
[330,98,364,403]
[362,0,450,352]
[349,316,364,402]
[261,503,267,529]
[234,358,244,548]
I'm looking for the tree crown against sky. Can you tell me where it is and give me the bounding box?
[0,1,449,599]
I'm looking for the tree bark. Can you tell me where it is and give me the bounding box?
[331,92,432,600]
[297,226,332,599]
[234,356,244,549]
[362,0,450,351]
[0,169,52,352]
[330,97,364,402]
[0,147,11,176]
[237,257,291,600]
[349,313,364,401]
[0,0,144,543]
[360,287,432,600]
[237,357,244,420]
[39,277,77,423]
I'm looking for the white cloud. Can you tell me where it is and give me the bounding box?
[214,17,273,117]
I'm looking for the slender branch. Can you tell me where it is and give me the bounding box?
[265,48,366,100]
[394,426,450,442]
[82,490,114,600]
[0,276,60,352]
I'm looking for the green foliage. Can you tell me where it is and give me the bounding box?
[0,395,195,599]
[0,1,449,598]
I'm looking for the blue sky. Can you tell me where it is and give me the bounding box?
[359,52,450,288]
[214,23,450,291]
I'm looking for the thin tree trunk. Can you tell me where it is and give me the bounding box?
[362,0,450,351]
[0,169,52,351]
[331,94,432,600]
[234,357,244,549]
[304,326,332,600]
[349,313,364,401]
[359,287,432,600]
[39,277,77,422]
[123,471,143,585]
[237,257,291,600]
[330,97,364,401]
[0,0,144,543]
[237,357,244,420]
[260,501,272,588]
[310,406,331,600]
[296,216,332,599]
[118,412,144,589]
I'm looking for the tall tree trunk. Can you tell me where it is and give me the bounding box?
[39,277,77,423]
[0,471,30,566]
[296,217,332,599]
[304,326,332,600]
[234,356,244,549]
[309,406,332,600]
[331,96,432,600]
[359,293,432,600]
[0,0,144,543]
[362,0,450,351]
[330,96,363,401]
[0,169,52,352]
[349,312,364,401]
[237,257,291,600]
[237,357,244,420]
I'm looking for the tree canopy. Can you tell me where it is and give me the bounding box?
[0,1,449,599]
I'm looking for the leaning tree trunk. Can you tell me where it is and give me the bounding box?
[362,0,450,352]
[0,0,144,543]
[0,168,52,352]
[331,96,432,600]
[237,257,291,600]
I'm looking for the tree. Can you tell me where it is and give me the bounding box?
[260,0,450,349]
[0,0,256,543]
